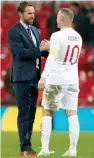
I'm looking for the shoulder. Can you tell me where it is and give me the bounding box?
[70,28,82,41]
[74,29,82,41]
[8,22,20,34]
[50,31,61,40]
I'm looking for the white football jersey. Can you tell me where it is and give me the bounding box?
[42,28,82,84]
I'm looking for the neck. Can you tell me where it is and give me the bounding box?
[20,19,29,25]
[20,19,25,23]
[60,24,72,30]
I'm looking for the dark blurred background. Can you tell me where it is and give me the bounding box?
[1,1,94,106]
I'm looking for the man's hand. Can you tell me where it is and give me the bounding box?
[40,40,50,51]
[38,77,46,90]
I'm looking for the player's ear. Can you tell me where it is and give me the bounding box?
[61,15,64,21]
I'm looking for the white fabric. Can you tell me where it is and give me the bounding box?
[42,84,79,111]
[41,54,56,78]
[41,116,52,152]
[68,115,80,150]
[42,28,82,84]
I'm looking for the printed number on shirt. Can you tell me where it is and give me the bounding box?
[64,45,79,64]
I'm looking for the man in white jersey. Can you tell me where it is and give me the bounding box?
[38,8,82,156]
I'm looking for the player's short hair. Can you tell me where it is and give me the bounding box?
[60,8,74,22]
[17,1,33,13]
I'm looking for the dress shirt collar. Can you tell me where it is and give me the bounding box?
[20,20,31,30]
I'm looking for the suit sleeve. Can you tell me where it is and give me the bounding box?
[8,28,41,60]
[41,50,49,58]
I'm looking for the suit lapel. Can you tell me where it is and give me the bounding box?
[18,22,40,47]
[31,26,40,47]
[18,22,35,45]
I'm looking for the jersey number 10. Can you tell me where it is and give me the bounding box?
[64,45,79,64]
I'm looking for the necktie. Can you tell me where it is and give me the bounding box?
[27,27,31,37]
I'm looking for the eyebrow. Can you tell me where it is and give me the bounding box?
[28,11,35,13]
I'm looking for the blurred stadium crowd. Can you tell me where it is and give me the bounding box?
[1,1,94,106]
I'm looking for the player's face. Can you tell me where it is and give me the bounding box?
[21,6,35,25]
[57,11,64,28]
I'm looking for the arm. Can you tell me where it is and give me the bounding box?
[41,53,56,78]
[41,34,60,78]
[8,28,41,60]
[38,33,60,90]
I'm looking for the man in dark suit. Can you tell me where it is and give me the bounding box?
[8,1,48,156]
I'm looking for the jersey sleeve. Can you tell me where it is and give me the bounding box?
[49,33,60,55]
[41,33,60,78]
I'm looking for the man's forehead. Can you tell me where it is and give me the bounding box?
[25,6,35,12]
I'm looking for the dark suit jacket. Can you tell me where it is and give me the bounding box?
[8,22,48,83]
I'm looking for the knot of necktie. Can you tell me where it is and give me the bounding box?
[27,27,31,36]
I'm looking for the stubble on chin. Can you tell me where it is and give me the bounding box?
[24,19,34,25]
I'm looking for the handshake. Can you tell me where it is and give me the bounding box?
[40,39,50,51]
